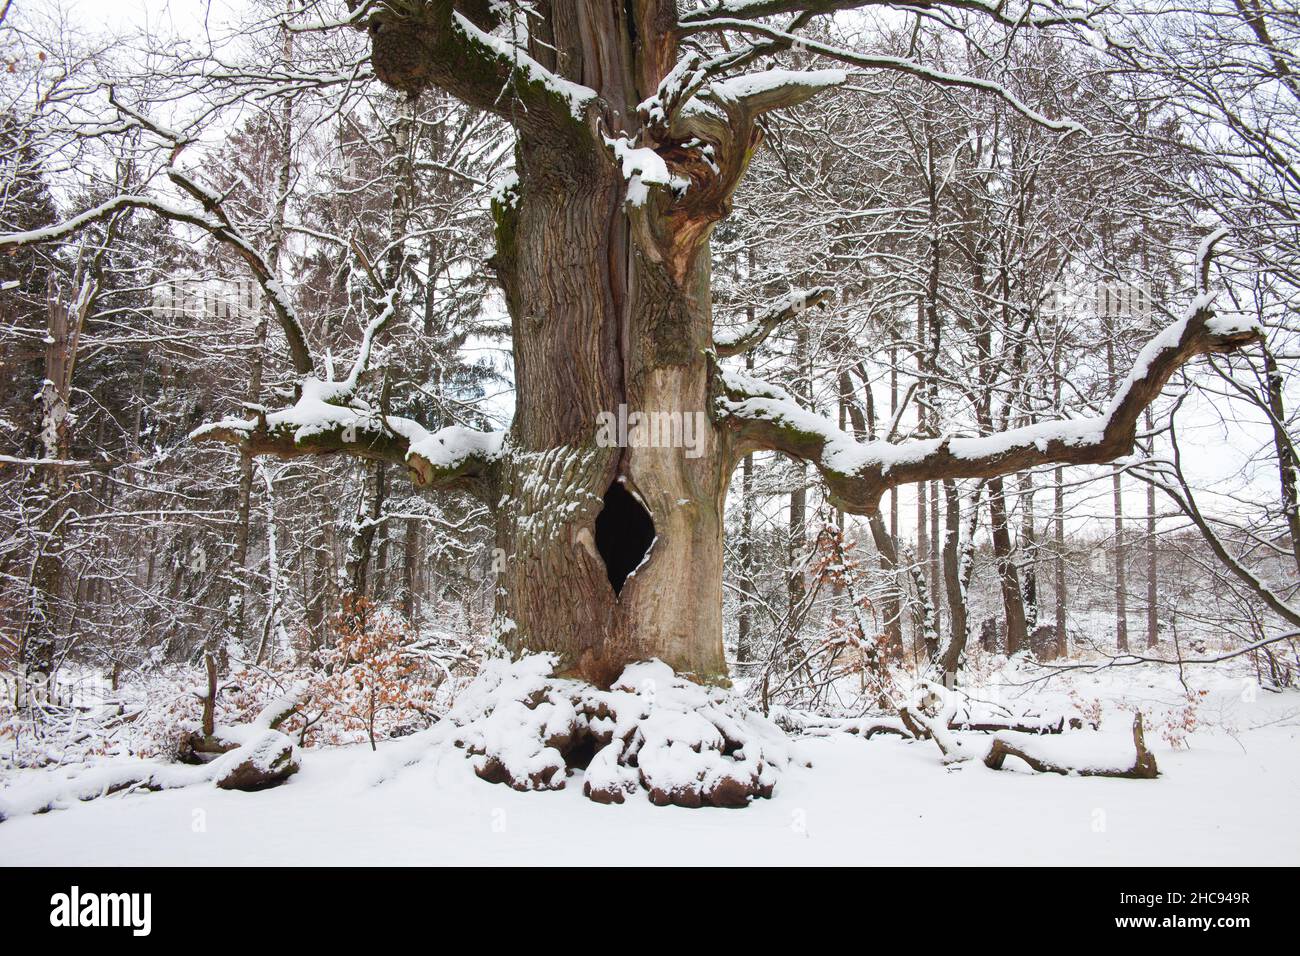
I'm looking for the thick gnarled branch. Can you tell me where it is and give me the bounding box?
[193,380,504,497]
[618,68,845,280]
[713,296,1262,514]
[360,1,598,142]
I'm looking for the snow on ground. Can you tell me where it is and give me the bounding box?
[2,665,1297,865]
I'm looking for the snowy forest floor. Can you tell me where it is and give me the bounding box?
[2,663,1297,866]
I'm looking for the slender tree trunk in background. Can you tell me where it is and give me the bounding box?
[841,370,903,654]
[307,485,336,647]
[737,448,754,664]
[988,475,1028,654]
[887,345,903,654]
[1113,470,1129,652]
[384,97,416,285]
[904,544,939,661]
[1262,342,1300,575]
[230,4,295,654]
[787,324,809,622]
[401,517,419,620]
[889,343,898,544]
[20,278,79,678]
[252,464,284,665]
[836,396,847,539]
[922,154,944,638]
[1052,317,1068,657]
[939,477,967,677]
[736,318,757,664]
[929,480,942,634]
[1019,467,1038,630]
[734,255,758,664]
[1145,407,1158,648]
[915,300,928,631]
[200,652,218,737]
[788,475,806,619]
[1107,331,1129,652]
[867,514,904,654]
[398,112,453,629]
[229,316,268,646]
[1054,464,1067,657]
[345,461,387,602]
[375,520,391,598]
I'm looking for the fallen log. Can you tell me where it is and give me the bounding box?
[949,716,1065,735]
[211,728,300,790]
[982,713,1159,779]
[177,681,306,765]
[0,722,301,823]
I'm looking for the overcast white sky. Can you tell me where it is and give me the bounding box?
[71,0,244,33]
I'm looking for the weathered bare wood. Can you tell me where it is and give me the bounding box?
[983,713,1159,779]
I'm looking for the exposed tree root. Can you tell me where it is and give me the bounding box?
[449,656,789,808]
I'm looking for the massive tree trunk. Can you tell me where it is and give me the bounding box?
[401,4,742,688]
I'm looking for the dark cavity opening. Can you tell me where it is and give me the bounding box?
[564,733,599,772]
[594,481,655,596]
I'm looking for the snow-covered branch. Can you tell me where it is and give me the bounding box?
[192,381,505,496]
[678,0,1108,35]
[685,19,1088,133]
[713,286,833,357]
[0,192,316,376]
[360,2,599,138]
[713,295,1262,514]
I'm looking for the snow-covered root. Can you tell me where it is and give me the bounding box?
[901,681,1159,779]
[0,725,300,823]
[447,656,790,808]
